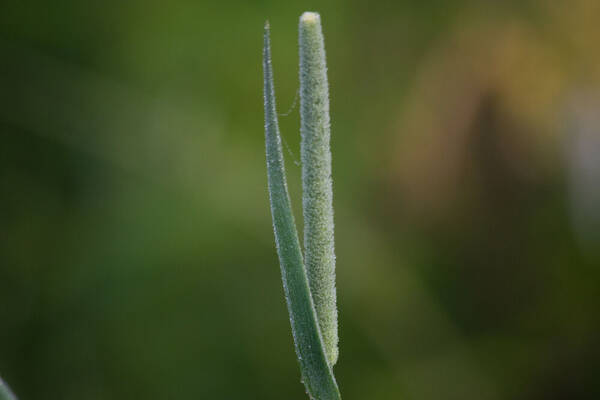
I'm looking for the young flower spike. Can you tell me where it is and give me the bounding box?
[299,11,338,367]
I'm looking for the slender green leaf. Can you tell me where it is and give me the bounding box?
[263,21,341,400]
[299,11,338,367]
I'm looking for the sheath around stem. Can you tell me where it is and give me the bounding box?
[263,22,341,400]
[299,12,338,367]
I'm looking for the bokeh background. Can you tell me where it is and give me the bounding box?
[1,1,600,399]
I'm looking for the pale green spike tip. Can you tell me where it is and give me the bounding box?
[300,11,320,24]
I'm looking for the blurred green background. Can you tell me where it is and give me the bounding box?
[1,1,600,399]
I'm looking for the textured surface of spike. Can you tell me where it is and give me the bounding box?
[263,23,341,400]
[299,11,338,366]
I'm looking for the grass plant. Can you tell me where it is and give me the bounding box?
[263,11,341,400]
